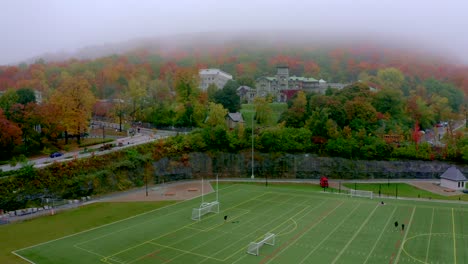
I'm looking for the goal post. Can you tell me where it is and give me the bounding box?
[349,189,373,199]
[191,201,219,221]
[247,233,276,256]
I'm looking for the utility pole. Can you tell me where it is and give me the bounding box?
[251,113,254,179]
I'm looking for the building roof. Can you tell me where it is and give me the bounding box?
[289,76,318,82]
[440,166,467,181]
[199,68,233,79]
[237,86,252,91]
[227,112,244,123]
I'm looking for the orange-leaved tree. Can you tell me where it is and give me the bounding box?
[50,74,96,144]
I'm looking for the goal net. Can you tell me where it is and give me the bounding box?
[247,233,276,256]
[191,201,219,221]
[349,189,373,199]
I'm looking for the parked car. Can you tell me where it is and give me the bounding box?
[50,152,63,158]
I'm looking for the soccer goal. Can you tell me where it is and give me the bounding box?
[247,233,276,256]
[192,201,219,221]
[349,189,373,199]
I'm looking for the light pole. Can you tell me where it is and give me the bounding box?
[101,124,105,145]
[251,112,255,179]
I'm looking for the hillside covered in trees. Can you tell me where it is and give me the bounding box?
[0,38,467,162]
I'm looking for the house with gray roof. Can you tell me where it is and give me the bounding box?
[440,166,467,190]
[226,112,244,129]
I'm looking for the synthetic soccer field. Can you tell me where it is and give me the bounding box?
[14,184,468,264]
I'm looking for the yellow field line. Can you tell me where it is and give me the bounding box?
[363,206,398,264]
[425,208,434,263]
[394,206,416,264]
[452,208,457,264]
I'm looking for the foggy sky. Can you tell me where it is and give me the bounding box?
[2,0,468,65]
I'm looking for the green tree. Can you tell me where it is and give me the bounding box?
[280,91,308,128]
[205,102,228,128]
[125,75,148,122]
[16,88,36,105]
[377,67,405,90]
[372,88,404,118]
[0,88,19,117]
[254,97,272,125]
[206,83,219,102]
[213,80,240,112]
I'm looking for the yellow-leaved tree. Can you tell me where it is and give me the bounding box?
[50,74,96,144]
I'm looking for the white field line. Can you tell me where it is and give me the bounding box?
[424,208,435,263]
[11,251,36,264]
[202,198,324,264]
[12,183,240,257]
[298,203,361,264]
[394,206,416,264]
[101,191,270,262]
[363,206,397,264]
[452,208,457,264]
[331,204,379,264]
[163,194,311,264]
[230,198,325,264]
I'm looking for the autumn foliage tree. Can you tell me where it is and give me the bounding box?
[50,75,96,144]
[0,109,22,159]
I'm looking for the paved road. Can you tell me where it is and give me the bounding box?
[0,129,177,173]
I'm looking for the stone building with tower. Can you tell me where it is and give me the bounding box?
[254,66,331,102]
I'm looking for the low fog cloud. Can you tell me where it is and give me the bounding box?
[2,0,468,64]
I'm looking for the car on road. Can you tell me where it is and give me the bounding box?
[50,152,63,158]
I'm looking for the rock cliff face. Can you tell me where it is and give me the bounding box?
[153,152,467,181]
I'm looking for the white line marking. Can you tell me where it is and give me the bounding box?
[298,203,362,264]
[424,208,434,263]
[331,204,379,263]
[394,206,416,264]
[363,206,397,264]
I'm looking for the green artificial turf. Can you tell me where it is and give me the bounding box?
[9,183,468,264]
[0,201,175,264]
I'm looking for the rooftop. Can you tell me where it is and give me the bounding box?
[440,166,467,181]
[199,68,233,79]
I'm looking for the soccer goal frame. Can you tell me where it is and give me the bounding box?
[191,201,219,221]
[349,189,373,199]
[247,233,276,256]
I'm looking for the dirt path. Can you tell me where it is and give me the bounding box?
[407,181,461,196]
[104,181,214,202]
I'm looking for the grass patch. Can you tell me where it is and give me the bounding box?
[241,103,287,128]
[0,201,175,264]
[344,183,468,201]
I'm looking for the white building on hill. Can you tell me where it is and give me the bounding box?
[199,69,233,91]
